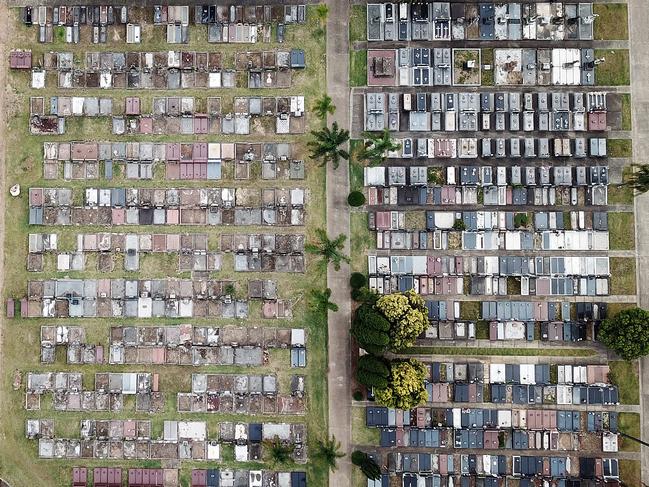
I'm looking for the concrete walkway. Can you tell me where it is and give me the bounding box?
[629,0,649,483]
[325,0,353,485]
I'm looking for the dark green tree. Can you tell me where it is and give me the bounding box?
[308,122,350,169]
[598,307,649,360]
[359,129,401,166]
[351,304,391,355]
[305,228,350,271]
[351,450,382,480]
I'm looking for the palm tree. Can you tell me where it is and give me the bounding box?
[308,122,350,169]
[359,129,401,166]
[625,164,649,194]
[315,436,345,471]
[313,94,336,120]
[305,228,350,271]
[310,288,339,313]
[264,436,295,464]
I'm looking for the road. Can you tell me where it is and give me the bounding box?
[325,0,353,485]
[628,0,649,483]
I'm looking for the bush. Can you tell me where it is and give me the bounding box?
[348,190,366,207]
[352,390,364,401]
[453,218,466,231]
[514,213,529,228]
[598,307,649,360]
[350,272,367,289]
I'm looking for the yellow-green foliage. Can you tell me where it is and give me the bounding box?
[376,289,428,351]
[374,359,429,409]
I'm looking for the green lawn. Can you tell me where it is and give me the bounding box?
[610,257,637,295]
[595,49,630,86]
[350,49,368,87]
[607,184,634,205]
[618,412,641,452]
[349,5,367,44]
[349,140,365,192]
[460,301,481,321]
[620,460,641,487]
[402,347,596,358]
[593,4,629,40]
[608,212,635,250]
[621,93,632,131]
[351,406,380,446]
[481,48,494,86]
[350,212,374,274]
[608,139,632,158]
[609,360,640,404]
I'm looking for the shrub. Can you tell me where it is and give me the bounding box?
[453,218,466,231]
[351,450,367,466]
[352,390,364,401]
[348,190,366,206]
[350,272,367,289]
[514,213,529,228]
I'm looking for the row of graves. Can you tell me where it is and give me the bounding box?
[24,5,138,44]
[26,49,305,90]
[27,232,222,273]
[366,2,596,42]
[107,325,306,368]
[367,404,619,451]
[387,454,619,486]
[153,4,306,44]
[177,372,306,415]
[368,210,609,253]
[363,90,613,132]
[368,254,610,297]
[27,187,306,226]
[394,361,619,406]
[68,466,307,487]
[25,371,163,413]
[39,323,307,368]
[29,95,307,135]
[16,278,294,319]
[22,278,252,319]
[416,299,602,343]
[27,232,306,273]
[40,141,305,181]
[30,418,307,462]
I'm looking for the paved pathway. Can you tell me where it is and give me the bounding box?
[628,0,649,482]
[325,0,352,485]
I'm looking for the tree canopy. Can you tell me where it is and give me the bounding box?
[375,289,428,351]
[598,307,649,360]
[374,359,428,410]
[351,304,391,356]
[356,354,390,389]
